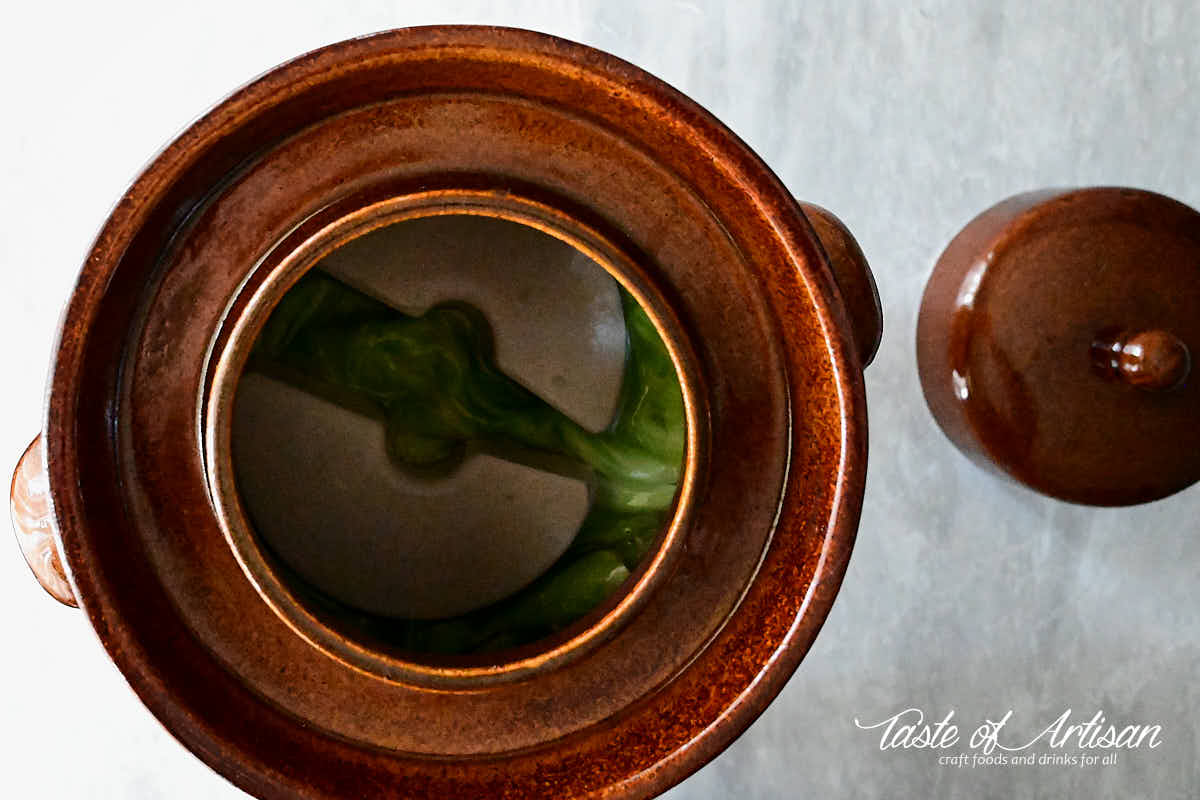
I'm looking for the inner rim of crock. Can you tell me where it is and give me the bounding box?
[202,187,705,687]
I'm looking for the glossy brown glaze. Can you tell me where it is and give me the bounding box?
[918,187,1200,506]
[800,203,883,367]
[9,436,77,606]
[27,26,877,799]
[1091,328,1191,391]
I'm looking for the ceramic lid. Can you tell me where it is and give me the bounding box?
[919,187,1199,505]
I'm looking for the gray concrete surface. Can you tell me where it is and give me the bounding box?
[2,1,1196,797]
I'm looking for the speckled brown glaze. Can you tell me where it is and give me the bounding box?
[10,436,76,606]
[918,187,1200,506]
[23,27,878,798]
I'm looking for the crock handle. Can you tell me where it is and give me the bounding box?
[800,203,883,368]
[10,435,77,607]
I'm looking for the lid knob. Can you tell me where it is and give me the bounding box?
[1092,329,1191,392]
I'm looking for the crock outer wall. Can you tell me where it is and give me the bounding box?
[35,26,872,800]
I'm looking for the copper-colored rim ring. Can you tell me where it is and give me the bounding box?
[202,187,707,687]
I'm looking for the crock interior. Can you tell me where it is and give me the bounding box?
[212,202,693,670]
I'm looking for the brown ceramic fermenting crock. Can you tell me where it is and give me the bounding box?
[9,27,880,798]
[918,187,1198,506]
